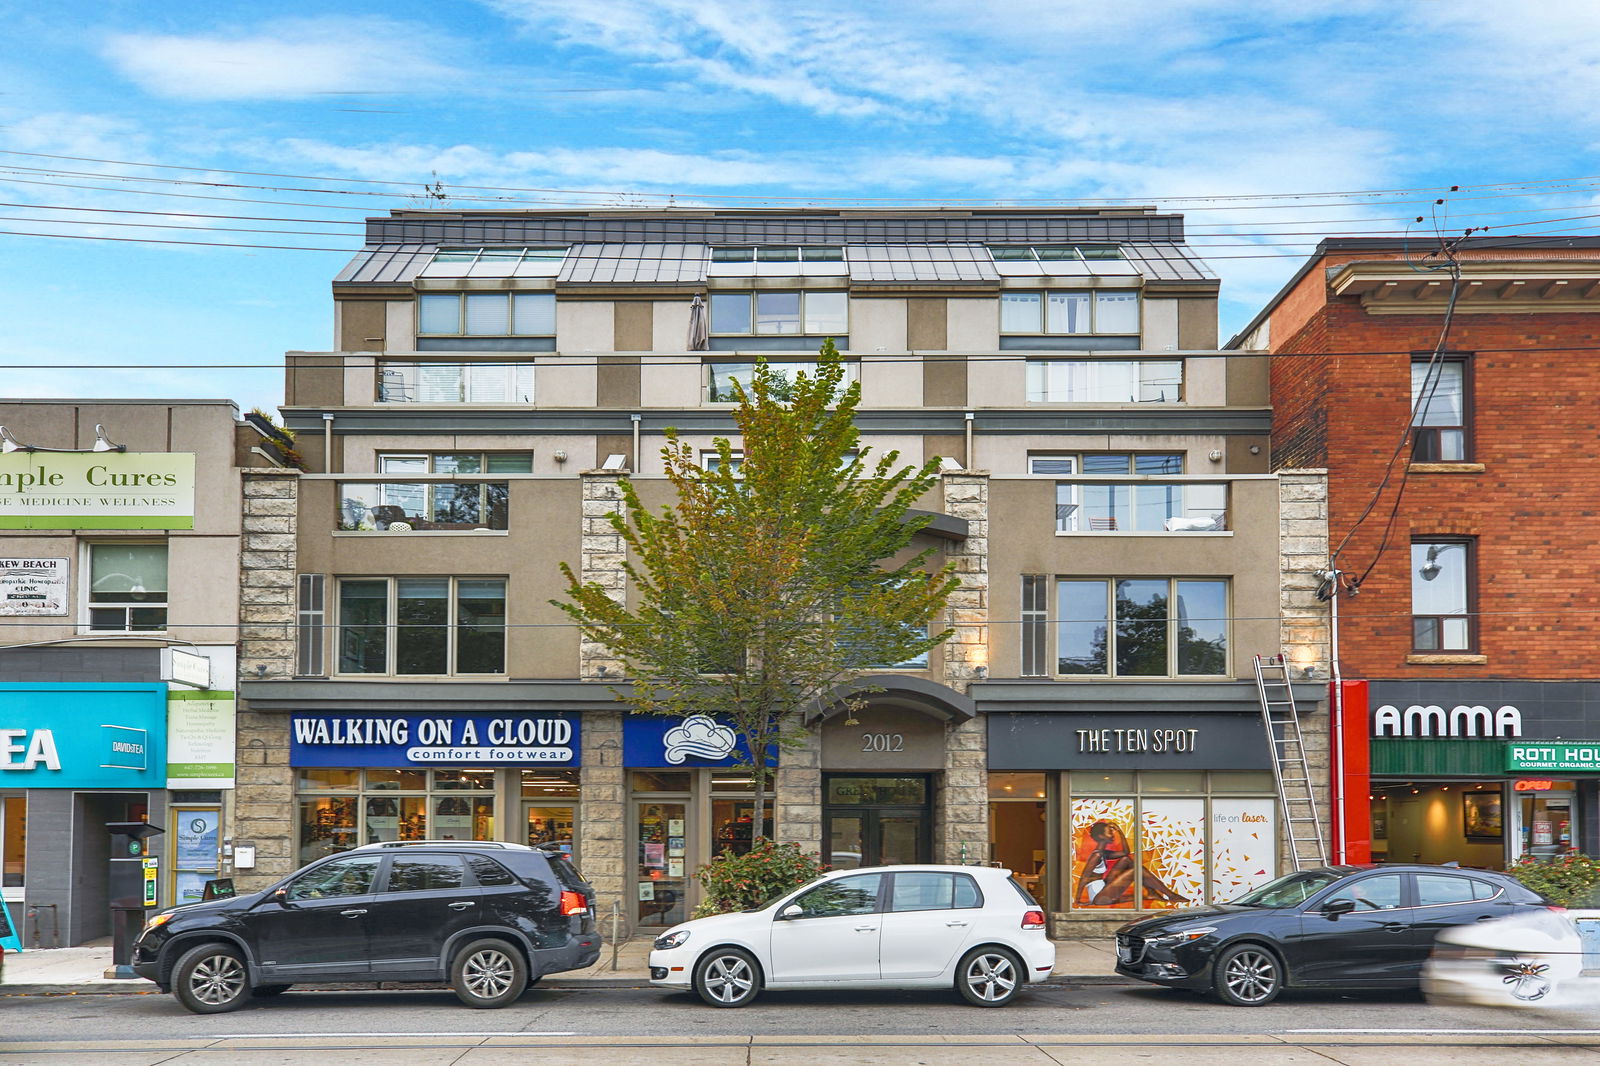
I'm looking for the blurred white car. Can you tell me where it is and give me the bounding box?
[648,865,1054,1007]
[1424,907,1600,1008]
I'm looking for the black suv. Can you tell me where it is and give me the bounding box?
[134,841,600,1013]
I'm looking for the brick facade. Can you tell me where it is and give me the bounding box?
[1263,255,1600,680]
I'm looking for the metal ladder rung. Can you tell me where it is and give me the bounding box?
[1254,652,1327,871]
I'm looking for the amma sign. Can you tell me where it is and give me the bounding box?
[1373,704,1523,737]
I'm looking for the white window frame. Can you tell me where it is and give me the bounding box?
[333,575,508,677]
[708,291,849,337]
[80,540,169,634]
[415,293,556,338]
[1054,576,1230,678]
[1000,290,1141,337]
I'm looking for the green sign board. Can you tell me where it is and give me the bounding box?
[1505,742,1600,773]
[0,453,195,529]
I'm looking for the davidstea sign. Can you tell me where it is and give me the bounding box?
[0,452,195,529]
[290,713,580,768]
[0,683,168,788]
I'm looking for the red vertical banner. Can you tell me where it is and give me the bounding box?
[1333,680,1371,864]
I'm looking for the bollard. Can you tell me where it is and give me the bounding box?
[609,900,622,972]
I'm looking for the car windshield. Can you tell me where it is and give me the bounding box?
[1230,870,1345,907]
[745,876,823,912]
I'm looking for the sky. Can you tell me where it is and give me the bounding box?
[4,1,1600,416]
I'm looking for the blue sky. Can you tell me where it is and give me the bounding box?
[5,1,1599,415]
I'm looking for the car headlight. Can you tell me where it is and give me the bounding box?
[142,912,173,934]
[654,929,691,951]
[1147,926,1216,947]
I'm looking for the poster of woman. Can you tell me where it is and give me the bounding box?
[1069,798,1202,909]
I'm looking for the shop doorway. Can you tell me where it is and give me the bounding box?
[822,775,931,869]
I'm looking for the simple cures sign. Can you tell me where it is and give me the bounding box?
[290,713,580,767]
[0,453,195,529]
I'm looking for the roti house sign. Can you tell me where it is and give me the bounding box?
[290,713,579,768]
[0,453,196,529]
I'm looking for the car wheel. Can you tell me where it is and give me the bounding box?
[450,939,529,1009]
[956,947,1023,1007]
[172,943,252,1014]
[693,947,761,1007]
[251,984,292,997]
[1213,943,1283,1006]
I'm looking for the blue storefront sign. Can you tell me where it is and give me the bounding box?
[0,683,167,788]
[290,713,580,768]
[622,714,776,768]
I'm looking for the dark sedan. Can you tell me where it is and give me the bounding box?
[1115,864,1552,1005]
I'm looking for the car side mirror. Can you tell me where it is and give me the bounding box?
[1322,898,1356,918]
[779,904,803,921]
[272,887,294,907]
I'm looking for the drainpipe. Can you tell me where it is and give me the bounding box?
[963,411,974,467]
[322,413,335,473]
[631,413,642,471]
[1327,565,1346,864]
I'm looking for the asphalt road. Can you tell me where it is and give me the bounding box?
[4,981,1595,1042]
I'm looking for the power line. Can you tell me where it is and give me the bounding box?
[10,146,1600,208]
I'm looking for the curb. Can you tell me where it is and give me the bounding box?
[0,974,1137,997]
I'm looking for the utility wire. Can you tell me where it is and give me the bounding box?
[11,147,1600,208]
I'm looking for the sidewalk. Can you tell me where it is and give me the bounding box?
[0,935,1124,996]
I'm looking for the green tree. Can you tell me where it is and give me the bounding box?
[555,341,958,840]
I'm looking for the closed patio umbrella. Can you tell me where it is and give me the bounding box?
[687,293,709,351]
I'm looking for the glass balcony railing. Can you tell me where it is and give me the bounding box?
[705,361,858,403]
[378,363,534,404]
[338,482,509,531]
[1055,482,1227,533]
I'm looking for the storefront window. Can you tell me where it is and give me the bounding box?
[522,769,579,859]
[1066,771,1276,911]
[296,769,498,864]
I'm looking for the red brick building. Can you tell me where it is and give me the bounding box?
[1230,237,1600,870]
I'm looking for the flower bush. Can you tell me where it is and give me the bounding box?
[1506,852,1600,906]
[691,838,830,918]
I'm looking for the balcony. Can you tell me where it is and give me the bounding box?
[378,362,534,404]
[1055,481,1226,533]
[1026,359,1182,403]
[704,360,859,404]
[338,482,509,532]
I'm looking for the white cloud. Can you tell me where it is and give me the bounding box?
[100,17,462,101]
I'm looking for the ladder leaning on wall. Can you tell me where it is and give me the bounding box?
[1253,653,1328,870]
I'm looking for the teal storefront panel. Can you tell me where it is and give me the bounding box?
[0,682,167,788]
[1371,738,1505,777]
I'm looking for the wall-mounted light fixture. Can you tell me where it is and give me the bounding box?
[0,423,125,453]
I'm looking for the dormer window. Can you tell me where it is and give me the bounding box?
[419,247,567,278]
[988,244,1124,264]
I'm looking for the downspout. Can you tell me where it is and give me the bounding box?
[631,413,642,471]
[1327,564,1346,864]
[322,413,335,473]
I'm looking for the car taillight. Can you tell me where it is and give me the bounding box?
[560,890,590,917]
[1022,909,1046,930]
[1547,905,1568,914]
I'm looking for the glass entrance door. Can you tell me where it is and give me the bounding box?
[635,800,688,927]
[823,775,931,869]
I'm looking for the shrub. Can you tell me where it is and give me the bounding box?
[1506,852,1600,906]
[691,838,830,918]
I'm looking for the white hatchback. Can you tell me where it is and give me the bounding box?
[647,865,1055,1007]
